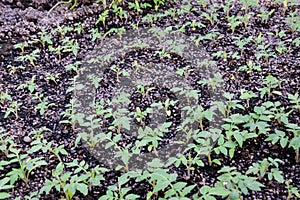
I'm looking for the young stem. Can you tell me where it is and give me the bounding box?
[55,174,69,200]
[277,118,282,125]
[187,163,191,180]
[283,0,288,13]
[199,119,204,131]
[153,147,159,157]
[117,124,121,134]
[125,163,129,172]
[48,0,72,14]
[287,193,291,200]
[39,141,63,163]
[207,151,212,166]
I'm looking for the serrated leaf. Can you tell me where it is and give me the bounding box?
[0,177,10,188]
[273,170,284,183]
[173,182,187,190]
[219,146,227,155]
[153,181,169,193]
[200,185,210,194]
[118,175,129,186]
[76,183,88,195]
[64,183,76,197]
[245,180,264,191]
[289,137,300,148]
[122,120,131,131]
[41,179,55,194]
[105,142,114,149]
[164,188,176,198]
[280,137,288,148]
[210,188,230,196]
[28,144,43,153]
[234,133,244,147]
[165,157,177,167]
[182,184,196,195]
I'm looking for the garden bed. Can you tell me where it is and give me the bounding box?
[0,0,300,199]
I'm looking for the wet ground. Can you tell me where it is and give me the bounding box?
[0,0,300,199]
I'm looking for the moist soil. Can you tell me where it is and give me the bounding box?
[0,0,299,199]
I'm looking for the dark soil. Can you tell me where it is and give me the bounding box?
[0,0,299,199]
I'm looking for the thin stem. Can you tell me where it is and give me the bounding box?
[199,119,204,131]
[283,0,288,14]
[207,151,212,166]
[187,163,191,180]
[153,147,159,157]
[70,0,77,10]
[295,148,299,163]
[48,0,72,15]
[39,141,63,163]
[50,149,63,163]
[287,193,291,200]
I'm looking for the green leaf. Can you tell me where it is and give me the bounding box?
[0,178,11,188]
[122,120,131,131]
[56,162,64,173]
[272,170,284,183]
[223,141,237,148]
[210,188,230,196]
[41,179,55,194]
[272,90,282,96]
[76,183,88,196]
[166,110,171,116]
[126,193,140,199]
[147,191,154,200]
[113,134,121,143]
[28,144,43,153]
[179,154,187,166]
[118,175,129,186]
[64,183,76,197]
[105,142,114,149]
[245,180,264,191]
[203,196,216,200]
[164,188,176,198]
[246,167,259,175]
[182,184,196,195]
[229,148,235,158]
[0,192,11,199]
[147,158,164,168]
[165,157,177,167]
[219,146,227,155]
[289,137,300,149]
[212,159,221,165]
[173,182,187,191]
[200,185,210,194]
[234,132,244,147]
[7,169,21,185]
[229,191,240,200]
[153,181,169,193]
[59,148,68,155]
[280,137,288,148]
[195,159,205,166]
[218,166,236,173]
